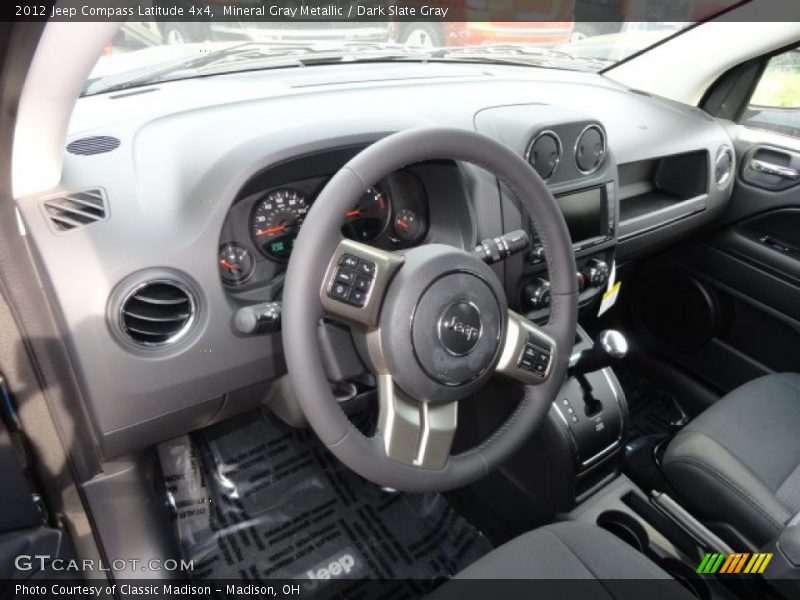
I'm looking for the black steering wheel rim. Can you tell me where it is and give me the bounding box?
[283,127,578,492]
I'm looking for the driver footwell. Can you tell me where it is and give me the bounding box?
[157,409,491,597]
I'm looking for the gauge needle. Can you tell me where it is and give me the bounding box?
[396,220,409,229]
[256,225,287,237]
[346,209,361,218]
[219,259,237,271]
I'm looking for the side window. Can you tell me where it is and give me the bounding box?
[742,49,800,138]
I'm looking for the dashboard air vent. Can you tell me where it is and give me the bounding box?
[66,136,121,156]
[575,125,606,174]
[526,131,561,181]
[715,146,734,188]
[41,189,107,233]
[120,281,196,346]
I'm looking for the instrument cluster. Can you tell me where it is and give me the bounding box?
[218,170,429,289]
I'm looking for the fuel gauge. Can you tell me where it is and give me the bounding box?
[218,243,255,286]
[393,208,426,244]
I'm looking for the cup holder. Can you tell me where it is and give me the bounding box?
[660,558,711,600]
[596,510,649,553]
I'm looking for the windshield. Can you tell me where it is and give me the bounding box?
[85,2,740,96]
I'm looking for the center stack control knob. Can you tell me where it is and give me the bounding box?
[524,277,551,310]
[582,258,610,287]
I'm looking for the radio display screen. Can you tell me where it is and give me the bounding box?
[556,187,605,244]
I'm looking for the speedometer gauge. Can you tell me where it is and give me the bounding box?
[251,188,309,261]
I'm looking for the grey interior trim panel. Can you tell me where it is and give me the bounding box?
[15,61,734,457]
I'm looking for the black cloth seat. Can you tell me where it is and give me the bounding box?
[664,373,800,546]
[431,522,693,600]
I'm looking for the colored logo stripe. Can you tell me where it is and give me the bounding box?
[697,553,772,574]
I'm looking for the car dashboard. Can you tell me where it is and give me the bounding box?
[15,61,734,459]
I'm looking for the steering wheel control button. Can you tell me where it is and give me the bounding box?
[335,267,357,285]
[357,259,376,277]
[340,254,360,269]
[517,335,552,379]
[347,289,367,307]
[354,276,371,292]
[327,253,377,308]
[329,282,351,302]
[438,301,483,357]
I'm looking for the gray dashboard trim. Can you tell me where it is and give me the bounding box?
[18,63,733,457]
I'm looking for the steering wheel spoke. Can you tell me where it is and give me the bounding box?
[375,373,458,470]
[496,310,558,386]
[319,238,404,327]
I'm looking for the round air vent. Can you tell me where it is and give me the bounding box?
[575,124,606,174]
[526,130,562,181]
[715,145,734,189]
[119,280,196,346]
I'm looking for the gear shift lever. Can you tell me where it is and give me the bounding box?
[568,330,628,378]
[568,330,628,417]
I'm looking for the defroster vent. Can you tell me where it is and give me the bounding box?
[41,189,108,233]
[66,136,120,156]
[120,280,196,346]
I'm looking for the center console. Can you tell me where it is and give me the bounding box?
[547,327,628,501]
[544,332,740,598]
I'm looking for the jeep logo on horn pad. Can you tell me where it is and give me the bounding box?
[438,301,483,356]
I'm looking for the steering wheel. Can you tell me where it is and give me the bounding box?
[283,127,578,492]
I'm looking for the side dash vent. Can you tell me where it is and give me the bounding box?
[66,136,120,156]
[41,189,108,233]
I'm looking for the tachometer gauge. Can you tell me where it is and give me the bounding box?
[218,243,255,286]
[251,188,309,260]
[342,187,390,242]
[393,208,426,244]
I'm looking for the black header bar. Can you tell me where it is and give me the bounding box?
[5,0,757,24]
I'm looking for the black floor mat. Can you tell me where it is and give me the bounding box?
[616,367,689,439]
[158,409,491,598]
